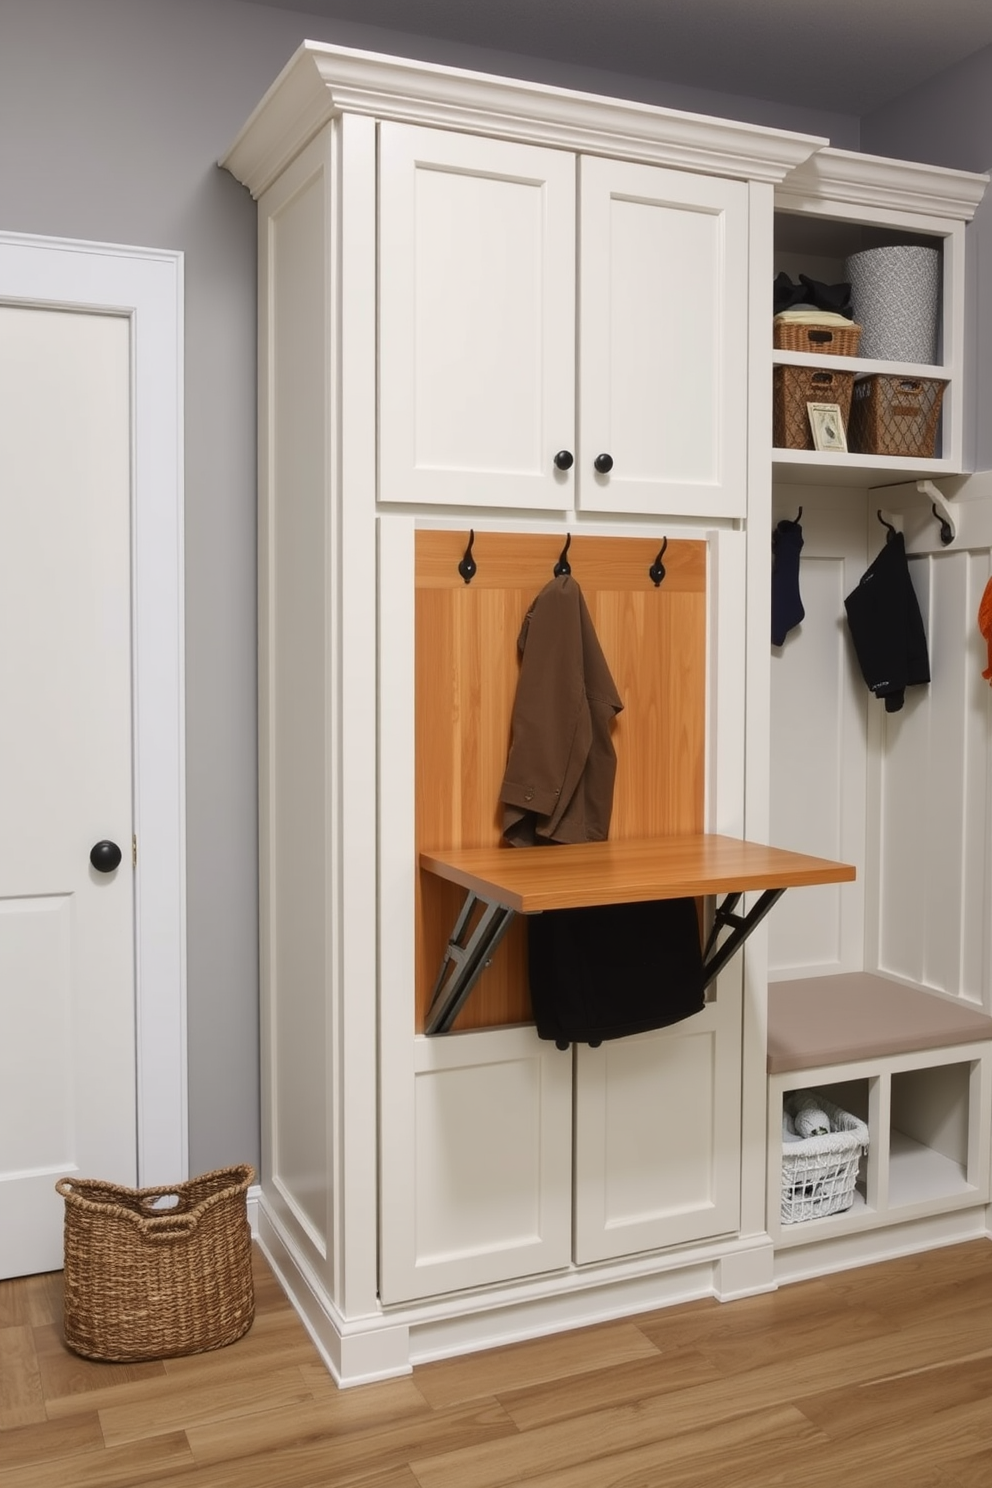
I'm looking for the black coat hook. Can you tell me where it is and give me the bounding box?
[554,533,572,577]
[649,537,668,587]
[877,509,897,540]
[458,530,477,584]
[932,502,954,546]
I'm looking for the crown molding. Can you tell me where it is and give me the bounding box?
[776,146,989,223]
[221,41,825,199]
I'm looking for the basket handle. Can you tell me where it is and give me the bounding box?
[55,1177,202,1240]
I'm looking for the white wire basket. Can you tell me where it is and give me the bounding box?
[781,1090,869,1224]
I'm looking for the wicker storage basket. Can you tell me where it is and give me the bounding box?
[847,374,947,458]
[773,319,862,356]
[781,1092,868,1225]
[56,1164,255,1361]
[773,365,855,450]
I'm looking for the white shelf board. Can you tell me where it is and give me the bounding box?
[772,449,954,488]
[773,349,947,380]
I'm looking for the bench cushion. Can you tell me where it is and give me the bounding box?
[768,973,992,1074]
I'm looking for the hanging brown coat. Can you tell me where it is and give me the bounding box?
[499,574,623,846]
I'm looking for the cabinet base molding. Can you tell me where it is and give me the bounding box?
[773,1205,992,1289]
[258,1195,776,1385]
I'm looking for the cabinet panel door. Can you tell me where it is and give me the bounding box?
[573,991,742,1263]
[379,1028,573,1303]
[379,124,575,509]
[578,157,748,518]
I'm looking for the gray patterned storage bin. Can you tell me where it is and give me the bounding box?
[845,245,941,364]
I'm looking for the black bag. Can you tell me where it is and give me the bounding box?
[527,897,705,1049]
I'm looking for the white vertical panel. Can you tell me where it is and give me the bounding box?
[768,489,868,978]
[264,150,329,1253]
[877,548,992,1005]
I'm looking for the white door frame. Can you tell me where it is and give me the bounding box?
[0,231,186,1185]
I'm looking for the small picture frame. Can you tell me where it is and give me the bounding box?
[807,401,848,453]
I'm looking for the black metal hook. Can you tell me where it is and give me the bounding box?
[554,533,572,577]
[794,506,803,523]
[877,509,897,540]
[649,537,668,587]
[932,502,954,547]
[457,529,477,584]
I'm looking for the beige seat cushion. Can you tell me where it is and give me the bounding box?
[768,973,992,1074]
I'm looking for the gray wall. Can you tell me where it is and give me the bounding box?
[0,0,914,1174]
[862,47,992,473]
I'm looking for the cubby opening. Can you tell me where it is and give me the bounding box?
[888,1060,976,1209]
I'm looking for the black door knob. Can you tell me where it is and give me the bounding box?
[594,453,614,473]
[553,450,574,471]
[90,840,123,874]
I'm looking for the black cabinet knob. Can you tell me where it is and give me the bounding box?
[553,450,574,471]
[594,453,614,474]
[90,840,123,874]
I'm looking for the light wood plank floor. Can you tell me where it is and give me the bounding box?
[2,1239,992,1486]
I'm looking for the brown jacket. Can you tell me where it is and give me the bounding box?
[500,574,623,846]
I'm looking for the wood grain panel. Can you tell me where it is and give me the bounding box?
[415,529,706,1030]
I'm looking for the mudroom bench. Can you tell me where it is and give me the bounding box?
[766,974,992,1275]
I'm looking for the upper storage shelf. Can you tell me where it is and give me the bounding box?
[772,148,988,487]
[421,834,854,913]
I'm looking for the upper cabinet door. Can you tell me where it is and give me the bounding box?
[578,156,748,518]
[379,124,576,508]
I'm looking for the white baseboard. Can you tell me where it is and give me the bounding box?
[251,1189,777,1387]
[773,1206,991,1286]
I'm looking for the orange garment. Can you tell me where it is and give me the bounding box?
[980,576,992,683]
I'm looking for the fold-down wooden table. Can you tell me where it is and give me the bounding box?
[421,835,855,1034]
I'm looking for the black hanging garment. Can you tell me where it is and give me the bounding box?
[500,571,705,1049]
[844,530,930,713]
[771,513,805,646]
[527,897,705,1051]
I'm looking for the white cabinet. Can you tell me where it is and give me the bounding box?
[222,40,987,1384]
[378,125,575,511]
[379,123,748,517]
[579,156,747,517]
[574,1000,742,1263]
[380,1008,743,1304]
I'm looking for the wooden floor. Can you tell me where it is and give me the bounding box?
[3,1239,992,1487]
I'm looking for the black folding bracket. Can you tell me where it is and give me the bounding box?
[425,883,788,1034]
[424,892,517,1034]
[702,888,786,988]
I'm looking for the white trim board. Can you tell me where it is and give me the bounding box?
[0,232,187,1184]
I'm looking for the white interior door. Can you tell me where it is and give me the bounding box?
[0,302,136,1277]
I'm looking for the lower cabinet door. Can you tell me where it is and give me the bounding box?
[573,991,742,1264]
[379,1026,573,1304]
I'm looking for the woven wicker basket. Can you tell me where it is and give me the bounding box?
[56,1164,255,1361]
[773,319,862,356]
[847,374,947,458]
[773,365,855,450]
[781,1092,868,1225]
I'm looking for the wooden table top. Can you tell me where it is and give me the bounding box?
[420,834,855,913]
